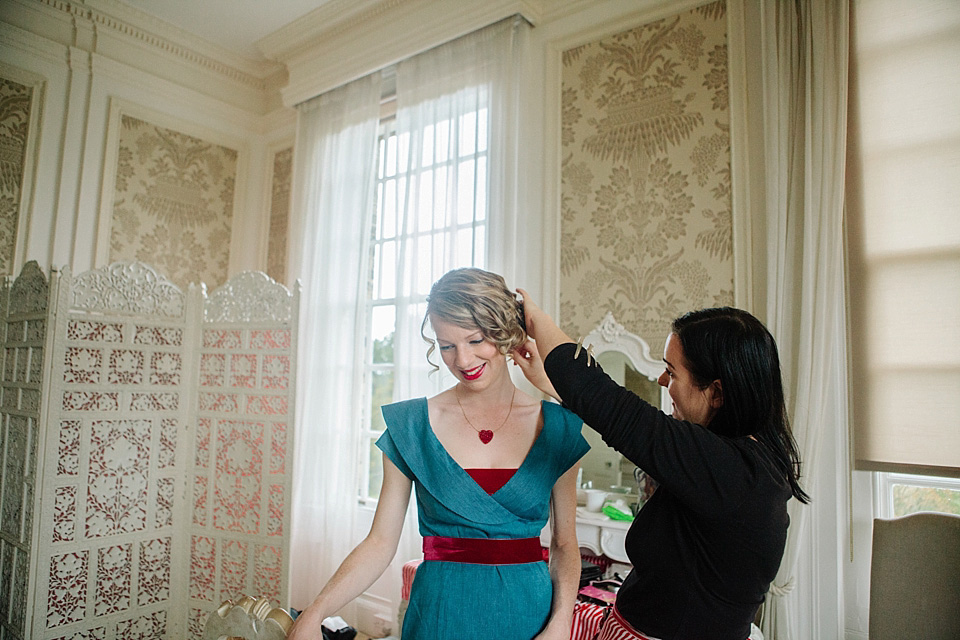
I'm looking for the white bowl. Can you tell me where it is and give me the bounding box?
[583,489,608,512]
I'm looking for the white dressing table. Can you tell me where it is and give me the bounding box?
[541,312,669,568]
[540,507,632,564]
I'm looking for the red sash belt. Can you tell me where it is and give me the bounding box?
[422,536,543,565]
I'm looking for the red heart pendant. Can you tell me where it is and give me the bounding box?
[478,430,494,444]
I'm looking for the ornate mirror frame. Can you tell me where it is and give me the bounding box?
[582,311,669,411]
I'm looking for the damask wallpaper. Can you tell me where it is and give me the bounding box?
[266,147,292,285]
[560,0,733,357]
[0,77,32,277]
[109,115,238,290]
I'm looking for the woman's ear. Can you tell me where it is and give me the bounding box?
[708,379,724,408]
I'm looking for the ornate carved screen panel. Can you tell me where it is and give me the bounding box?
[0,262,48,640]
[187,272,296,636]
[36,262,191,639]
[13,262,297,640]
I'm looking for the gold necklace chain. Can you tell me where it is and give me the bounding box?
[455,384,516,444]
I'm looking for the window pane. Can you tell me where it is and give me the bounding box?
[375,183,384,240]
[385,132,398,177]
[421,124,435,166]
[371,307,395,364]
[460,110,477,156]
[893,484,960,517]
[380,241,397,299]
[433,165,448,226]
[474,225,486,267]
[367,439,384,500]
[371,369,393,419]
[383,178,398,238]
[417,234,434,294]
[398,130,411,173]
[457,227,475,263]
[378,136,387,179]
[476,157,487,221]
[418,169,434,227]
[477,106,488,152]
[457,159,476,225]
[371,243,382,298]
[436,118,451,163]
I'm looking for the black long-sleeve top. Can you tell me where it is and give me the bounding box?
[545,343,791,640]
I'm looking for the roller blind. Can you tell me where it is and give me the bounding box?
[846,0,960,476]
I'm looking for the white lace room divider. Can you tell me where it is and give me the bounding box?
[0,261,47,640]
[0,261,298,640]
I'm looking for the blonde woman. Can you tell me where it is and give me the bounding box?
[289,268,588,640]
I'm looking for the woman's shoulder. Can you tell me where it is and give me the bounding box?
[426,387,457,406]
[541,398,583,427]
[383,396,427,410]
[381,397,428,423]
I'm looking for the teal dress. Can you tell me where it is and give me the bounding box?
[377,398,588,640]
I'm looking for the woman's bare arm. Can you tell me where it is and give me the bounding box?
[287,455,412,639]
[534,463,582,640]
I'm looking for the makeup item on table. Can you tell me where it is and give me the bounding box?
[321,616,357,640]
[583,489,608,512]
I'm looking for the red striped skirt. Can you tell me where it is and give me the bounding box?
[570,602,660,640]
[571,602,764,640]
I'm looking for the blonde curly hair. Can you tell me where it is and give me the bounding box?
[421,268,526,369]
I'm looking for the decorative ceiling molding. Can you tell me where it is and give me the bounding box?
[0,19,69,66]
[25,0,281,91]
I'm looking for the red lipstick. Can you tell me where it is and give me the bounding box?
[461,364,485,381]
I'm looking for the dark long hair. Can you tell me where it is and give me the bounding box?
[672,307,810,504]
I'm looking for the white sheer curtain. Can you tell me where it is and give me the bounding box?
[387,13,530,581]
[287,72,383,610]
[731,1,850,638]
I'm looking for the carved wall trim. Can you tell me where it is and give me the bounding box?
[17,0,276,89]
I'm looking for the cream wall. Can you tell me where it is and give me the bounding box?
[558,1,732,356]
[0,0,295,283]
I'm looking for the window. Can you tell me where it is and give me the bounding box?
[876,472,960,518]
[358,104,489,502]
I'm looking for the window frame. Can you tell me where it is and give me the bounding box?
[874,471,960,519]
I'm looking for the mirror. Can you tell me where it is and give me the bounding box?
[577,312,668,505]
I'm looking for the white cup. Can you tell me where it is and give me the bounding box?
[583,489,608,512]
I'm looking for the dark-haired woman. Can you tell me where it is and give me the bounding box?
[512,290,809,640]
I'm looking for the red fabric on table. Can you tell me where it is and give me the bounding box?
[401,559,422,601]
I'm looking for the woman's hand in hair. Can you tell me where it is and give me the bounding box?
[515,288,575,361]
[512,338,561,402]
